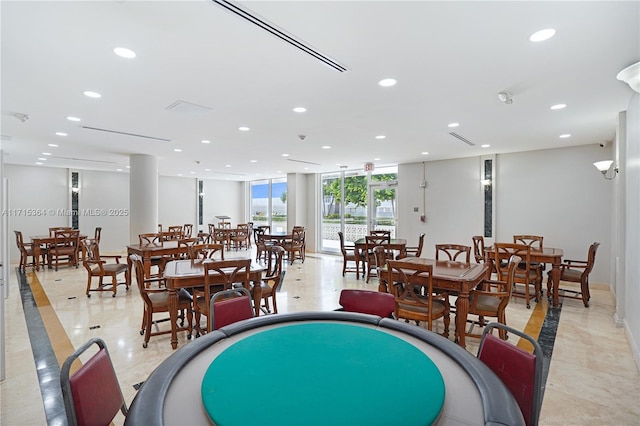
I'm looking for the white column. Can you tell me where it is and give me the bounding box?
[130,154,158,244]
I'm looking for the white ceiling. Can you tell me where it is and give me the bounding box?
[2,1,638,181]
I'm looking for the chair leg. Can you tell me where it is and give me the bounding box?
[581,280,590,307]
[111,275,118,297]
[86,276,92,297]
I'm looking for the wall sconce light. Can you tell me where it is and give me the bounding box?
[593,160,618,180]
[616,61,640,93]
[481,179,492,186]
[71,187,80,193]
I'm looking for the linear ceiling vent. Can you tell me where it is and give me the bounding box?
[212,0,348,73]
[287,158,321,166]
[80,126,171,142]
[165,100,214,115]
[448,132,475,146]
[52,156,117,164]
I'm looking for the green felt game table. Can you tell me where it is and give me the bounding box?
[125,312,524,426]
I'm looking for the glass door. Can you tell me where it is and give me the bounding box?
[368,168,398,237]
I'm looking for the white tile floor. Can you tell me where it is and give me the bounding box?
[1,248,639,425]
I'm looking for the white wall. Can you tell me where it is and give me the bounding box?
[399,144,612,284]
[398,157,482,258]
[200,178,243,231]
[622,93,639,365]
[158,176,197,231]
[80,170,129,252]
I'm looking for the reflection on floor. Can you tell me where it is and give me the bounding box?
[1,249,639,425]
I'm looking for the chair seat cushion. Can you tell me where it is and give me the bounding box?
[397,299,447,316]
[560,268,583,282]
[99,263,128,275]
[469,293,500,312]
[149,288,192,308]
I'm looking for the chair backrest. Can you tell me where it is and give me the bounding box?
[204,258,251,291]
[139,233,162,246]
[14,230,26,250]
[339,289,395,318]
[365,234,390,252]
[370,230,391,238]
[177,237,199,254]
[513,235,543,251]
[94,227,102,243]
[129,254,157,307]
[183,224,193,238]
[190,243,225,262]
[494,243,530,282]
[472,235,485,263]
[82,238,101,264]
[386,260,434,309]
[583,242,600,277]
[264,245,285,281]
[412,233,426,257]
[218,221,231,229]
[209,287,254,331]
[435,244,471,263]
[373,245,394,273]
[54,229,80,248]
[477,323,543,426]
[60,337,128,426]
[167,226,183,240]
[49,226,72,237]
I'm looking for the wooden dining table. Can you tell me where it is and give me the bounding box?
[163,259,265,349]
[30,233,87,270]
[126,240,191,284]
[354,237,407,275]
[485,245,564,307]
[380,257,489,349]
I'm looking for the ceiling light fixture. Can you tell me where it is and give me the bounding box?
[529,29,556,42]
[114,47,136,58]
[448,123,460,128]
[481,144,491,148]
[550,104,566,110]
[559,134,571,138]
[66,116,81,122]
[293,107,306,113]
[55,132,67,137]
[83,91,101,98]
[48,143,59,147]
[238,126,250,131]
[201,140,211,144]
[378,78,397,87]
[375,135,386,140]
[617,61,640,93]
[497,92,513,104]
[593,160,618,180]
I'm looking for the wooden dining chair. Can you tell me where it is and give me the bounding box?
[251,245,285,316]
[50,229,81,271]
[466,255,520,340]
[435,244,471,263]
[14,230,47,271]
[193,258,251,336]
[494,243,539,309]
[364,234,391,283]
[230,224,250,250]
[283,226,305,264]
[129,254,192,347]
[189,243,225,263]
[182,224,193,238]
[82,239,129,297]
[513,235,544,293]
[138,233,165,278]
[472,236,486,263]
[209,287,254,331]
[398,233,425,259]
[387,260,450,337]
[167,226,183,240]
[548,242,600,307]
[338,231,360,279]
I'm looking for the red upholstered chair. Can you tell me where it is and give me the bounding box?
[209,288,254,331]
[477,323,543,426]
[338,289,395,318]
[60,337,128,426]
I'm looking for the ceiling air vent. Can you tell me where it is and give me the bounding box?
[448,132,475,146]
[212,0,348,73]
[287,159,321,166]
[80,126,171,142]
[165,100,213,115]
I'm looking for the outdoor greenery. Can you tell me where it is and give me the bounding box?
[322,174,397,220]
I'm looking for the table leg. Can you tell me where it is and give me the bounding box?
[168,289,179,349]
[455,291,470,348]
[551,261,561,307]
[126,253,133,287]
[251,281,262,317]
[34,243,41,271]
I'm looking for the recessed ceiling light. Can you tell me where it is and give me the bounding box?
[293,107,306,113]
[448,122,460,128]
[375,135,386,140]
[42,152,52,156]
[250,160,257,163]
[201,140,211,144]
[190,171,196,174]
[55,132,67,137]
[481,144,491,148]
[559,134,571,138]
[66,116,81,122]
[421,152,429,155]
[304,167,309,170]
[48,143,59,147]
[529,29,556,42]
[550,104,567,110]
[281,153,290,157]
[116,168,123,172]
[114,47,136,58]
[225,164,231,168]
[378,78,397,87]
[38,157,47,161]
[238,126,250,131]
[374,158,381,161]
[205,168,210,172]
[177,173,183,176]
[322,146,331,149]
[83,91,101,98]
[35,162,43,165]
[174,148,182,152]
[126,166,130,169]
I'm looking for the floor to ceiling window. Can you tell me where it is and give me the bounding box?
[320,166,397,253]
[250,178,287,232]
